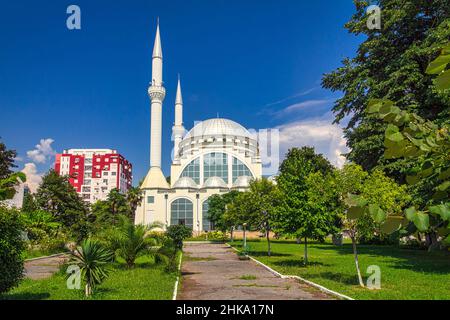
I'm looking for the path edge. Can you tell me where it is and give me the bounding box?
[172,251,183,300]
[226,243,354,301]
[24,252,67,262]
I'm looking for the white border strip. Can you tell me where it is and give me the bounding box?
[172,251,183,300]
[226,243,354,300]
[25,252,67,262]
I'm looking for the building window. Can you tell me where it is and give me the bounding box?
[84,165,92,171]
[232,157,253,183]
[111,172,116,176]
[202,199,212,231]
[147,196,154,204]
[103,172,108,176]
[180,157,200,184]
[171,198,193,229]
[203,152,228,183]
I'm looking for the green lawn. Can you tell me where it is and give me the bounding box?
[231,240,450,300]
[1,255,177,300]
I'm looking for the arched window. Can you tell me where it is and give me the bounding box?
[204,152,228,183]
[180,157,200,184]
[202,200,212,231]
[232,157,252,183]
[170,198,193,229]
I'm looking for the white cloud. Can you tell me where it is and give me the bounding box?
[264,87,318,107]
[27,138,55,164]
[21,163,43,193]
[277,116,349,168]
[275,99,334,117]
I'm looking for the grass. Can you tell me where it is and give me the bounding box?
[1,255,177,300]
[230,239,450,300]
[239,274,257,280]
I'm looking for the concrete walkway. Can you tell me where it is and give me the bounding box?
[178,243,333,300]
[24,254,68,280]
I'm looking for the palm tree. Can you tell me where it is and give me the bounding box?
[112,217,162,268]
[69,239,113,296]
[126,186,143,221]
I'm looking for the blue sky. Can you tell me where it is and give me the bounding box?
[0,0,363,189]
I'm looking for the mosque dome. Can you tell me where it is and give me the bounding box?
[202,176,228,189]
[184,118,252,140]
[173,177,198,189]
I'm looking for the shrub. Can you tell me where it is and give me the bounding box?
[166,225,192,249]
[0,207,26,293]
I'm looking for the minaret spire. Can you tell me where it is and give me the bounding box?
[172,75,185,165]
[142,19,169,189]
[152,18,163,59]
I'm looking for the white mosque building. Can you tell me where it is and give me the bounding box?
[134,22,262,232]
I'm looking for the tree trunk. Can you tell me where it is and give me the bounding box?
[351,236,364,287]
[304,237,308,265]
[425,231,439,251]
[230,227,234,242]
[266,230,271,256]
[85,283,92,296]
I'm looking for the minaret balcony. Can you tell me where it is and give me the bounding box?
[148,85,166,101]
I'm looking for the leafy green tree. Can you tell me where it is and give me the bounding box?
[0,172,26,201]
[234,178,281,256]
[21,192,37,213]
[166,224,192,249]
[363,41,450,249]
[0,206,26,293]
[336,164,410,286]
[206,190,240,236]
[300,171,342,263]
[21,210,61,242]
[0,139,17,180]
[35,170,90,241]
[276,147,334,262]
[68,239,113,296]
[322,1,450,179]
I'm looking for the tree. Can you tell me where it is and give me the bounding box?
[0,172,26,201]
[300,171,342,263]
[21,210,61,242]
[68,239,113,296]
[234,178,281,256]
[106,189,130,224]
[336,164,410,287]
[0,206,26,293]
[276,147,334,262]
[0,139,17,180]
[35,170,90,241]
[362,41,450,249]
[206,190,240,236]
[322,1,450,180]
[21,192,37,213]
[166,224,192,249]
[111,217,160,268]
[126,186,143,221]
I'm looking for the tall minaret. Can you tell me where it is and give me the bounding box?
[172,75,185,164]
[142,19,169,189]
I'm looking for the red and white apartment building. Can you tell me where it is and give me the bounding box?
[55,149,132,204]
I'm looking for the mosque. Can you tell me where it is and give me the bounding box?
[134,22,262,232]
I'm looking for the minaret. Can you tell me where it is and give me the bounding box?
[172,75,185,164]
[142,19,169,189]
